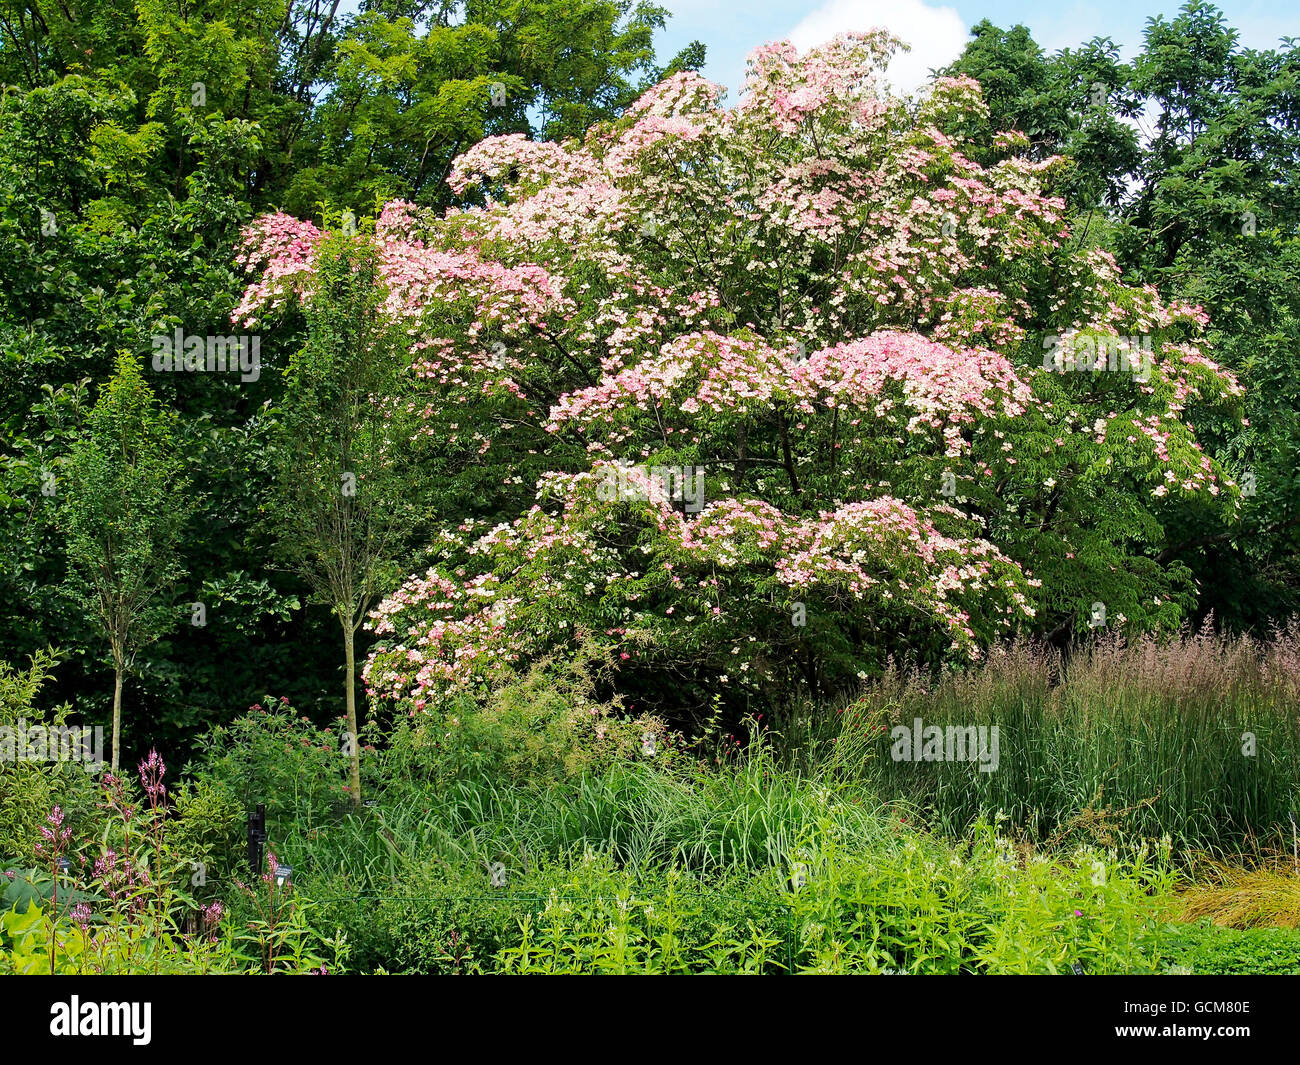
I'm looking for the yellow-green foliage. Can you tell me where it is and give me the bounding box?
[1177,863,1300,929]
[407,642,673,788]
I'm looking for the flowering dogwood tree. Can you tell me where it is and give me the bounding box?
[237,31,1244,721]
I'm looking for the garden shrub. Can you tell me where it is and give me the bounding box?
[190,695,365,833]
[380,641,675,793]
[166,777,246,902]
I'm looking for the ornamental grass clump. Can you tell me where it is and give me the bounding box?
[846,626,1300,854]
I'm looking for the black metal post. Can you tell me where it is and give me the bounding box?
[247,803,266,876]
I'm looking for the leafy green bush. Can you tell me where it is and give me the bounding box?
[166,777,245,902]
[496,855,789,975]
[383,644,675,792]
[190,696,362,833]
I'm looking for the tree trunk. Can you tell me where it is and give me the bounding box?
[343,622,361,805]
[111,659,123,773]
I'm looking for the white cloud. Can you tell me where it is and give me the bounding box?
[787,0,968,94]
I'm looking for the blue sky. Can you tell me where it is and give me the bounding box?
[654,0,1299,97]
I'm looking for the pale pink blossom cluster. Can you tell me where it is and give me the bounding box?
[364,467,1035,702]
[233,212,324,325]
[739,33,900,133]
[548,330,1032,460]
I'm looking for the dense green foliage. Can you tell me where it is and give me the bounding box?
[1159,923,1300,975]
[6,634,1295,974]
